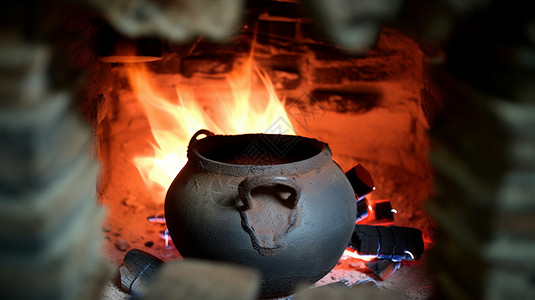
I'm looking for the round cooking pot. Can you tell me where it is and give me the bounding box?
[165,129,357,297]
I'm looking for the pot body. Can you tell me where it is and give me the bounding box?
[165,131,356,297]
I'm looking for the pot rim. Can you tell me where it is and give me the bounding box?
[187,132,333,176]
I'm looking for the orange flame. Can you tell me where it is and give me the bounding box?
[341,248,377,262]
[125,56,295,202]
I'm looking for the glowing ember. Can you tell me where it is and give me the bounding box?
[125,54,295,202]
[341,248,377,262]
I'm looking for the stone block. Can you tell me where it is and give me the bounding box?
[141,259,260,300]
[300,0,403,50]
[427,201,535,266]
[312,65,389,84]
[0,158,98,250]
[0,205,105,298]
[89,0,245,42]
[431,76,535,182]
[310,89,381,114]
[257,20,297,41]
[181,54,235,77]
[430,144,535,212]
[431,232,535,300]
[0,43,51,106]
[295,284,402,300]
[0,108,92,194]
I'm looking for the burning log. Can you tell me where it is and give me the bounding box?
[348,225,424,261]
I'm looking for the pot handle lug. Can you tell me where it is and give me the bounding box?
[189,129,215,147]
[237,176,301,210]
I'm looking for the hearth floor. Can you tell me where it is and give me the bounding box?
[101,248,435,300]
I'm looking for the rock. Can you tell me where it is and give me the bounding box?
[102,223,112,233]
[115,239,130,252]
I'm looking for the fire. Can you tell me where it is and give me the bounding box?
[341,248,377,262]
[125,55,295,202]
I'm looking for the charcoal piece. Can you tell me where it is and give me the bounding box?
[348,225,424,261]
[373,200,394,222]
[389,227,408,261]
[365,259,401,280]
[391,226,424,261]
[349,225,380,256]
[120,249,164,297]
[356,198,369,223]
[345,164,375,200]
[376,226,394,256]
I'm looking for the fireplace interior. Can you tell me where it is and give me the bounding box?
[1,0,534,299]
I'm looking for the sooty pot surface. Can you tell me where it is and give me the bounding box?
[165,130,357,297]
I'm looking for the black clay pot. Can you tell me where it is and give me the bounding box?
[165,130,357,297]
